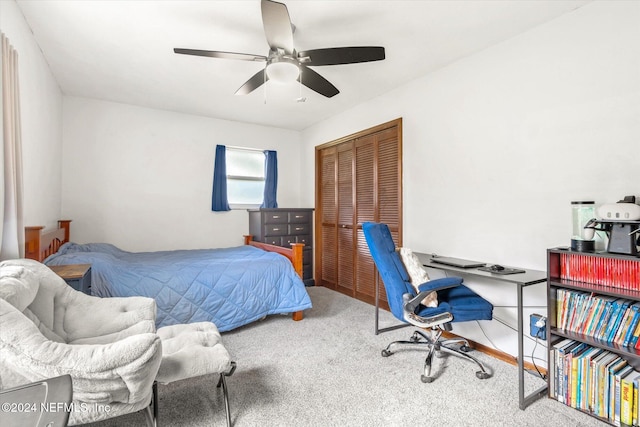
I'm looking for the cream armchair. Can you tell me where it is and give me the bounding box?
[0,259,162,425]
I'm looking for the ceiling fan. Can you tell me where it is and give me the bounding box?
[174,0,385,98]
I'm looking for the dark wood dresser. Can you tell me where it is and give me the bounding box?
[248,208,314,286]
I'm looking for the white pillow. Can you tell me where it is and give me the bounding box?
[397,247,438,308]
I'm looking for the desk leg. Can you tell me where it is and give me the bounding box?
[517,283,548,410]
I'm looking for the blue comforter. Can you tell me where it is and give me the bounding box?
[45,242,312,331]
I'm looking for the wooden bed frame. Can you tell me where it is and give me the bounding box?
[25,220,72,262]
[24,221,306,322]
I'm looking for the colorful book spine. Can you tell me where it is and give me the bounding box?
[559,253,640,291]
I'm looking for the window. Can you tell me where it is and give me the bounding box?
[226,147,266,208]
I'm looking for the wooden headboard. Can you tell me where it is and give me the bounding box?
[25,220,71,262]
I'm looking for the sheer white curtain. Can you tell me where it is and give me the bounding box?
[1,32,24,260]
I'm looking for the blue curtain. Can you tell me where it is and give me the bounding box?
[261,150,278,208]
[211,145,230,211]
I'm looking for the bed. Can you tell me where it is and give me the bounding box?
[25,220,312,331]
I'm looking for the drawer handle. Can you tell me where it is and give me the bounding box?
[273,215,281,219]
[295,227,303,231]
[273,228,280,231]
[295,215,303,218]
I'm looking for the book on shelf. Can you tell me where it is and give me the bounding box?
[578,347,604,411]
[570,344,589,408]
[607,300,633,344]
[622,303,640,347]
[594,298,619,340]
[613,305,635,345]
[633,373,640,426]
[632,321,640,350]
[555,340,582,404]
[590,350,612,412]
[558,252,640,291]
[552,338,574,401]
[613,364,634,425]
[620,369,640,427]
[595,353,620,418]
[608,358,629,420]
[584,297,605,336]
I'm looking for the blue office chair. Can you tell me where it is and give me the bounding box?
[363,222,493,383]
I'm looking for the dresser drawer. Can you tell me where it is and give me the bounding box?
[264,236,283,246]
[289,223,310,235]
[263,212,288,224]
[289,211,312,224]
[265,224,287,236]
[297,235,312,246]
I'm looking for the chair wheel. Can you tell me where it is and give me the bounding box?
[460,345,472,352]
[421,375,434,383]
[476,371,490,380]
[381,349,392,357]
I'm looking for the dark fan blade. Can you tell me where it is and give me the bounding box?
[261,0,294,55]
[235,68,268,95]
[174,48,266,62]
[298,66,339,98]
[298,47,385,66]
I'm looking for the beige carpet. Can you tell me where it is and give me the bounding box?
[87,286,602,426]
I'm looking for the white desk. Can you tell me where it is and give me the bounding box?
[415,252,548,410]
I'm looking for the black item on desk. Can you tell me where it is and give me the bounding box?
[477,265,526,275]
[429,255,485,268]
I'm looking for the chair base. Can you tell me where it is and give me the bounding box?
[381,328,491,383]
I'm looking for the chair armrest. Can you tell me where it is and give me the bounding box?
[405,277,463,313]
[400,277,462,328]
[403,309,454,329]
[64,292,157,341]
[416,277,463,293]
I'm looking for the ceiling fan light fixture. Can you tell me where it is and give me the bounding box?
[266,60,299,83]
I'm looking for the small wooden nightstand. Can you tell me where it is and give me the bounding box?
[50,264,92,295]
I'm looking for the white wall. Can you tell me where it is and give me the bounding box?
[300,1,640,361]
[62,96,303,251]
[0,0,63,230]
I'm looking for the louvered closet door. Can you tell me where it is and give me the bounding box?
[336,143,355,295]
[354,127,402,305]
[319,147,337,288]
[316,118,402,307]
[354,135,376,303]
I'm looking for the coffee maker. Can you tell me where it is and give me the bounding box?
[583,196,640,256]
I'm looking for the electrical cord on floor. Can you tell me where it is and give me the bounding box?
[475,315,547,381]
[530,329,547,380]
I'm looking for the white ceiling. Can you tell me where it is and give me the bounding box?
[16,0,591,131]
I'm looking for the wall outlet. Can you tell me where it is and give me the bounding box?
[530,313,546,340]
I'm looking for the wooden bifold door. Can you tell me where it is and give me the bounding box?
[315,118,402,308]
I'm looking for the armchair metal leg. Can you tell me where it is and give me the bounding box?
[143,382,158,427]
[143,381,158,427]
[216,361,236,427]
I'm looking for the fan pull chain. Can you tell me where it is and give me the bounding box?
[297,64,306,103]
